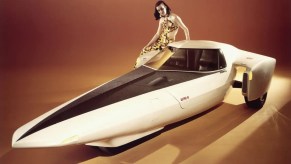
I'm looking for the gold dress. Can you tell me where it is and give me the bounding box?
[141,19,179,55]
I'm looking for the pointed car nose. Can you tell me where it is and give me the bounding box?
[12,122,81,148]
[12,131,80,148]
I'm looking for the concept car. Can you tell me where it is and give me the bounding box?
[12,40,276,150]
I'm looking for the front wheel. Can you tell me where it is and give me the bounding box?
[98,146,120,155]
[244,92,267,109]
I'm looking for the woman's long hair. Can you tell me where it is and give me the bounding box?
[154,1,171,20]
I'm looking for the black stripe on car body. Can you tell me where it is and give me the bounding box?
[17,66,215,141]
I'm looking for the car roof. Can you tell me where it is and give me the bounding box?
[168,40,235,49]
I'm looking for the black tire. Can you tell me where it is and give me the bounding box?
[244,92,267,109]
[98,146,117,155]
[98,146,126,155]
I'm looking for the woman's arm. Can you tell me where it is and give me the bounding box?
[145,19,163,47]
[175,15,190,40]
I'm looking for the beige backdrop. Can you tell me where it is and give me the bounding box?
[1,0,291,163]
[1,0,290,69]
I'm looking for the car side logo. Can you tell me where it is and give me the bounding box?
[180,96,189,101]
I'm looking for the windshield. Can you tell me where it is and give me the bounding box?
[145,47,226,71]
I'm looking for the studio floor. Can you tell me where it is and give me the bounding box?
[1,65,290,164]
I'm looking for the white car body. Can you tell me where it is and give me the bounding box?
[12,40,276,149]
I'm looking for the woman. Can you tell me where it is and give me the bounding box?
[135,1,190,68]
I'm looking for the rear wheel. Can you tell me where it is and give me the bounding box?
[244,92,267,109]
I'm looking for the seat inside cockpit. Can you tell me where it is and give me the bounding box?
[157,48,227,72]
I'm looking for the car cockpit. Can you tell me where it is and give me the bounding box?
[146,47,227,72]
